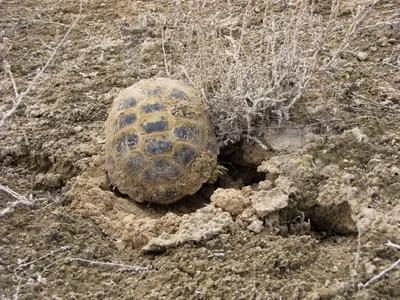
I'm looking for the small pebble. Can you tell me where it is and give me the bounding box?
[377,37,388,46]
[247,220,264,234]
[3,155,13,166]
[357,52,368,61]
[39,173,63,188]
[92,155,103,167]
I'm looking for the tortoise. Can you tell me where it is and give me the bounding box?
[105,77,220,204]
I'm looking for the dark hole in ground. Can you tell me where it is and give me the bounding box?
[198,141,265,200]
[111,186,129,199]
[217,141,265,186]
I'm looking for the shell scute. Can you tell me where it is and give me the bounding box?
[114,132,139,156]
[169,89,190,101]
[141,103,164,114]
[144,136,173,155]
[173,144,197,166]
[125,153,147,176]
[115,113,137,131]
[148,187,180,204]
[142,159,182,183]
[173,124,201,144]
[117,97,137,111]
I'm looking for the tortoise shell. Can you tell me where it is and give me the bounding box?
[105,78,219,204]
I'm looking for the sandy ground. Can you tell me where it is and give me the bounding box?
[1,0,399,299]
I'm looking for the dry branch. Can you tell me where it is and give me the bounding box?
[16,246,71,270]
[359,241,400,289]
[42,257,151,273]
[352,222,362,289]
[3,60,19,98]
[362,17,400,29]
[361,258,400,288]
[13,278,22,300]
[161,25,170,77]
[0,0,83,127]
[0,184,33,217]
[386,240,400,251]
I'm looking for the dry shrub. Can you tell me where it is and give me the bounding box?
[160,0,377,146]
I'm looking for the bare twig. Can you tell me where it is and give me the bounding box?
[352,222,362,289]
[325,0,379,70]
[17,246,71,270]
[207,252,225,259]
[42,257,151,273]
[30,10,70,27]
[360,241,400,289]
[3,60,19,99]
[13,278,22,300]
[37,37,55,51]
[383,62,400,70]
[361,258,400,288]
[386,240,400,251]
[0,184,33,217]
[246,135,270,151]
[161,25,170,77]
[0,0,83,127]
[362,17,400,29]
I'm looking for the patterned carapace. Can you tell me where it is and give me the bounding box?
[105,78,219,204]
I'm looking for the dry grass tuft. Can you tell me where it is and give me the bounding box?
[160,0,378,146]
